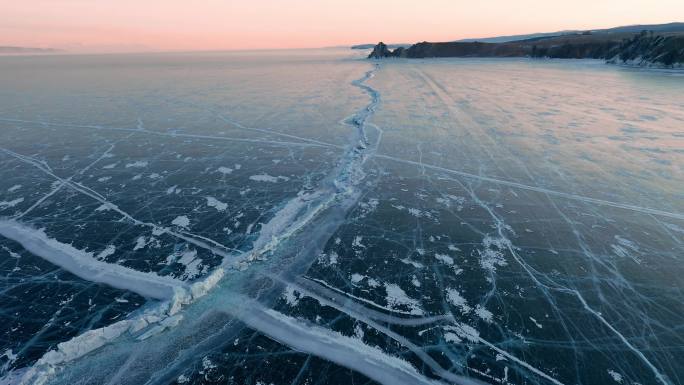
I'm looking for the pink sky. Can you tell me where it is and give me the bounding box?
[1,0,682,52]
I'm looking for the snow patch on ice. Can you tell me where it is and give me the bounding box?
[444,323,480,343]
[474,305,493,323]
[407,208,424,217]
[607,369,623,383]
[283,286,300,306]
[352,236,365,249]
[171,215,190,229]
[351,273,365,284]
[446,288,472,314]
[318,251,339,266]
[411,275,421,287]
[125,161,148,168]
[0,198,24,210]
[249,174,289,183]
[206,197,228,212]
[133,236,148,251]
[434,253,454,265]
[384,283,423,315]
[166,185,179,195]
[357,198,379,217]
[444,332,462,344]
[95,245,116,260]
[479,235,510,273]
[400,258,424,268]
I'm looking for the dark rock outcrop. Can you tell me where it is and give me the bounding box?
[368,42,393,59]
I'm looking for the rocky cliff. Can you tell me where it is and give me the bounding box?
[607,31,684,67]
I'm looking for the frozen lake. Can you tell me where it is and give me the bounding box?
[0,49,682,385]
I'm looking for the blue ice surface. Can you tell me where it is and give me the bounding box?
[0,50,682,385]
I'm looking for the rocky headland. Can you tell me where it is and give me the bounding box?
[368,29,684,68]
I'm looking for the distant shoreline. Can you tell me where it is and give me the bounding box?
[0,46,61,55]
[362,21,684,68]
[367,32,684,68]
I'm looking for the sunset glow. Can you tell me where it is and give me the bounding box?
[2,0,683,52]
